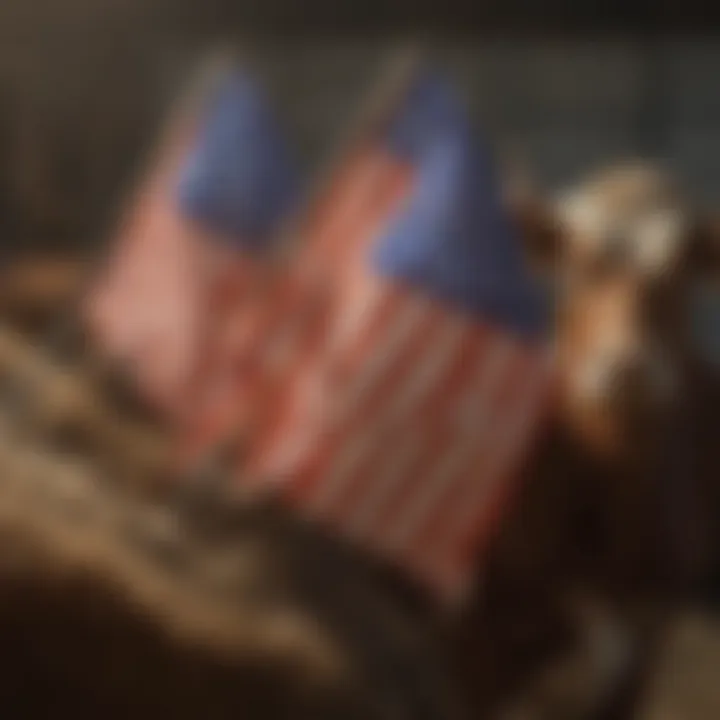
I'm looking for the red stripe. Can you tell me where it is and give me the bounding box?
[395,346,520,596]
[85,119,204,418]
[440,352,557,604]
[110,214,198,414]
[433,348,553,592]
[239,271,335,473]
[251,282,416,501]
[370,331,488,547]
[299,292,444,515]
[303,147,412,270]
[221,149,411,476]
[177,244,260,425]
[454,352,555,558]
[346,320,485,544]
[233,156,402,453]
[392,337,524,574]
[151,130,558,603]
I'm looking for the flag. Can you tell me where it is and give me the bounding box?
[85,64,297,422]
[242,68,557,605]
[177,61,420,466]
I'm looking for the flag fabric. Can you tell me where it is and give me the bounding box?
[177,88,417,465]
[239,68,557,605]
[85,65,297,423]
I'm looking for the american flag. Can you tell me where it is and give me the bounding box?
[85,63,297,424]
[177,66,419,465]
[241,67,556,605]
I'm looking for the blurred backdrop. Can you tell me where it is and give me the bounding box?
[0,3,716,244]
[0,2,717,354]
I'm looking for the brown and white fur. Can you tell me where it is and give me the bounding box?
[515,161,720,591]
[448,162,720,720]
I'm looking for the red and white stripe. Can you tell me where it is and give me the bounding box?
[84,120,262,422]
[178,147,413,465]
[244,264,557,605]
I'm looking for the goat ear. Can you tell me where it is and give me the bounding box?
[687,213,720,280]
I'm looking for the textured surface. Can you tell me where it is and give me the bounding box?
[638,611,720,720]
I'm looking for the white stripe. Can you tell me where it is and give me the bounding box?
[388,431,480,551]
[335,296,430,426]
[325,271,386,361]
[451,336,515,434]
[316,154,388,256]
[304,424,380,515]
[382,337,516,551]
[417,354,548,603]
[344,429,421,539]
[254,420,312,482]
[250,280,394,491]
[260,280,333,390]
[372,317,467,434]
[217,157,390,385]
[437,349,552,561]
[339,319,467,540]
[304,297,429,515]
[262,159,392,380]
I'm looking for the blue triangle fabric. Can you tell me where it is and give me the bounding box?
[372,69,547,339]
[175,69,298,251]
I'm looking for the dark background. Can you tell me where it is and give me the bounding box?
[0,1,717,255]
